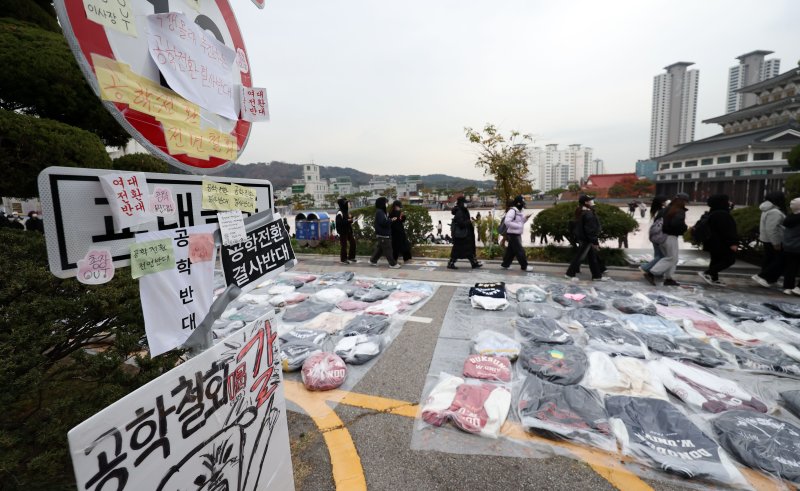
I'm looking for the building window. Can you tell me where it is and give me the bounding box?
[736,154,748,162]
[660,163,670,170]
[683,173,692,179]
[685,161,698,167]
[717,156,731,164]
[782,151,790,159]
[700,158,713,166]
[699,172,708,178]
[753,152,774,161]
[751,169,772,176]
[670,175,678,180]
[714,171,725,177]
[732,170,741,176]
[673,162,683,169]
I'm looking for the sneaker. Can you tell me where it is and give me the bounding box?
[349,259,359,263]
[751,274,771,288]
[643,271,656,286]
[500,265,510,270]
[784,289,795,295]
[792,287,800,296]
[663,279,680,286]
[564,274,578,281]
[698,272,714,285]
[592,276,611,282]
[523,266,535,272]
[447,263,458,270]
[340,260,350,265]
[471,262,483,269]
[369,261,378,267]
[389,264,401,269]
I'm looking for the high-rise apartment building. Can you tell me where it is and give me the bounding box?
[726,51,781,113]
[530,144,594,192]
[649,62,699,159]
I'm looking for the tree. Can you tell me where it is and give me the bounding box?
[608,184,626,198]
[788,144,800,171]
[464,124,532,206]
[113,153,170,173]
[291,193,315,210]
[567,183,581,193]
[785,173,800,201]
[545,187,566,197]
[461,185,479,197]
[531,201,638,245]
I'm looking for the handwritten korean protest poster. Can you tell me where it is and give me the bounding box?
[240,86,269,122]
[77,249,115,285]
[82,0,137,36]
[137,224,217,356]
[146,12,237,120]
[68,313,295,491]
[221,216,296,293]
[99,172,155,232]
[218,210,247,246]
[130,238,175,279]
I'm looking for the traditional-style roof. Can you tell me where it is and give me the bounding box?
[703,97,799,125]
[736,67,800,94]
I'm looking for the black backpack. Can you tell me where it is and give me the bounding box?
[691,212,712,244]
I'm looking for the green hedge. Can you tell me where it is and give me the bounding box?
[113,153,170,173]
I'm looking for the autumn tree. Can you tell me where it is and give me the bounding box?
[465,124,533,206]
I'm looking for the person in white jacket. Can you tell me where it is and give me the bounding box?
[500,195,534,271]
[752,191,786,287]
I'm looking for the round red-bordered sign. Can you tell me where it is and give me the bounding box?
[54,0,252,174]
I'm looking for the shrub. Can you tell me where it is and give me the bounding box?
[786,173,800,202]
[731,206,761,250]
[531,202,638,245]
[350,204,432,246]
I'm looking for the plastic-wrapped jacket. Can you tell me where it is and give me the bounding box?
[515,317,573,345]
[301,352,347,390]
[518,344,587,385]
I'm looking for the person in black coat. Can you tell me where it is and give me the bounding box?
[389,200,411,263]
[566,195,606,280]
[25,211,44,234]
[782,198,800,295]
[369,197,399,268]
[448,196,481,269]
[335,198,357,264]
[8,212,24,230]
[698,194,737,285]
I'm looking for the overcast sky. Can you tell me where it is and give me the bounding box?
[233,0,800,180]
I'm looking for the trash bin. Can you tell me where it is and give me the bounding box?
[295,213,309,246]
[305,212,331,247]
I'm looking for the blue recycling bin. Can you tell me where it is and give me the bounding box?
[305,212,331,247]
[294,213,310,246]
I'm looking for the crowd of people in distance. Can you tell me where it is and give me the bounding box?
[0,210,43,233]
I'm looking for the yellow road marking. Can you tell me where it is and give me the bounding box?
[286,382,786,491]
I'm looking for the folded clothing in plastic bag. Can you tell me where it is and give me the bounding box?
[462,354,512,382]
[280,328,328,345]
[364,300,403,316]
[650,358,767,413]
[374,280,399,291]
[301,352,347,390]
[516,286,548,303]
[397,282,434,295]
[289,273,317,283]
[516,317,573,345]
[389,291,426,305]
[713,411,800,484]
[356,289,391,303]
[341,314,391,337]
[420,373,511,438]
[281,341,323,372]
[518,302,547,318]
[517,376,614,450]
[303,312,358,334]
[585,324,647,358]
[718,341,800,375]
[268,284,297,295]
[624,314,684,338]
[269,292,309,307]
[780,390,800,418]
[606,395,744,485]
[596,288,635,300]
[468,282,506,299]
[763,301,800,318]
[314,288,349,304]
[645,293,691,307]
[282,300,334,323]
[334,334,382,365]
[317,272,354,284]
[639,333,728,367]
[553,294,606,310]
[470,295,509,311]
[583,352,667,400]
[471,330,521,360]
[708,301,774,322]
[568,308,620,329]
[657,305,758,344]
[336,299,370,312]
[612,297,657,315]
[519,344,587,385]
[238,293,272,305]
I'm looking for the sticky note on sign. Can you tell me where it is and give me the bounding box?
[83,0,138,36]
[130,238,175,279]
[230,183,256,213]
[202,180,234,211]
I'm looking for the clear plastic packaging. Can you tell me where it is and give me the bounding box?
[355,288,391,302]
[462,354,512,382]
[518,344,587,385]
[341,314,391,337]
[282,300,334,323]
[516,285,548,303]
[583,352,667,400]
[612,294,657,315]
[301,352,347,390]
[334,334,383,365]
[313,287,349,304]
[303,312,358,334]
[281,341,323,372]
[471,330,521,360]
[515,317,573,345]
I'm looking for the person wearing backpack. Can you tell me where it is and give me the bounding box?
[644,193,689,286]
[752,191,786,288]
[696,194,738,285]
[640,196,667,275]
[500,195,534,271]
[782,198,800,296]
[565,194,608,281]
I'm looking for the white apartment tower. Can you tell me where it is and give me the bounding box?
[530,144,594,192]
[649,62,699,159]
[726,50,781,113]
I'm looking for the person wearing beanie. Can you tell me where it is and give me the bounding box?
[500,195,534,272]
[644,192,689,286]
[369,197,400,269]
[448,196,482,269]
[335,198,357,264]
[389,200,412,263]
[565,195,607,281]
[752,191,786,288]
[697,194,737,286]
[781,197,800,296]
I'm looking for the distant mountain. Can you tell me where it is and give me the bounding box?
[221,161,494,191]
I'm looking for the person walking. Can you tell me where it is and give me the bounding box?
[8,212,24,230]
[697,194,737,286]
[566,195,607,281]
[781,198,800,296]
[627,201,637,217]
[752,192,786,288]
[640,196,667,275]
[638,201,647,218]
[448,196,482,269]
[436,220,443,237]
[500,196,534,272]
[644,193,689,286]
[25,211,44,233]
[369,197,400,269]
[389,200,412,263]
[335,198,357,265]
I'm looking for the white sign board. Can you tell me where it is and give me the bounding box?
[68,313,294,491]
[138,224,217,356]
[37,166,273,278]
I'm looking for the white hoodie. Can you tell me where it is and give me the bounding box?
[758,201,785,244]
